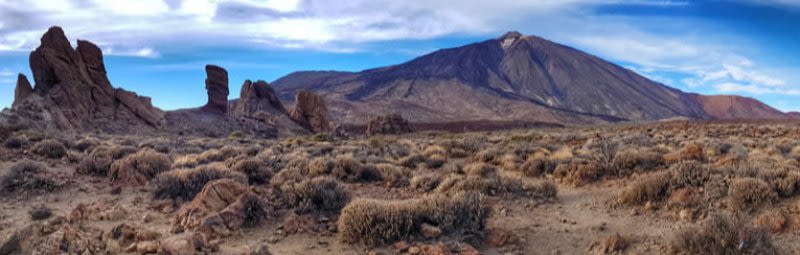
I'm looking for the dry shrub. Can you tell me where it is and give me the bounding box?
[332,156,380,182]
[1,161,59,196]
[29,206,53,221]
[665,143,705,163]
[590,233,628,254]
[669,213,778,255]
[472,148,501,163]
[270,158,311,187]
[519,158,558,177]
[751,163,800,197]
[338,192,490,245]
[671,161,712,188]
[230,159,275,185]
[109,149,172,186]
[374,163,410,187]
[398,154,428,168]
[76,148,113,176]
[728,178,776,211]
[73,138,99,152]
[151,166,247,200]
[109,146,137,160]
[410,174,443,192]
[441,162,464,174]
[282,176,350,214]
[425,154,447,169]
[31,139,67,158]
[307,157,332,176]
[3,136,25,149]
[612,149,664,175]
[618,171,673,205]
[554,159,604,187]
[463,162,497,178]
[753,209,788,233]
[435,175,556,199]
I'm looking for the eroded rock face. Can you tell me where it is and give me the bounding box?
[366,113,412,136]
[289,90,331,133]
[202,65,229,114]
[234,80,285,118]
[13,74,33,108]
[175,179,265,239]
[10,26,164,132]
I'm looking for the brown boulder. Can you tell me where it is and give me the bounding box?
[234,80,285,118]
[11,26,164,132]
[289,90,331,133]
[366,113,412,136]
[159,232,204,255]
[176,179,266,239]
[202,65,229,114]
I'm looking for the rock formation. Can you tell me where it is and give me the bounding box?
[13,74,33,108]
[234,80,285,118]
[202,65,229,114]
[289,90,331,133]
[365,113,413,136]
[9,26,164,131]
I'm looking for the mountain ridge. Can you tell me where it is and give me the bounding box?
[272,31,790,125]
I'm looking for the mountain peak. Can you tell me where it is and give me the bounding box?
[498,31,524,49]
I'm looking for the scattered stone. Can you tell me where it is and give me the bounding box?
[160,232,204,255]
[485,228,518,247]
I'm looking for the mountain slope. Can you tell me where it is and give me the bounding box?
[274,31,781,125]
[690,94,789,120]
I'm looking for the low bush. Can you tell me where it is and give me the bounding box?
[374,163,410,187]
[332,156,380,182]
[3,136,25,149]
[76,148,113,176]
[553,159,604,187]
[338,192,490,245]
[31,139,67,158]
[410,174,443,192]
[230,159,275,185]
[611,149,663,175]
[728,177,776,211]
[617,171,673,205]
[0,161,59,196]
[151,166,247,201]
[282,176,350,214]
[109,149,172,186]
[29,206,53,221]
[519,158,558,177]
[669,213,778,255]
[463,162,497,178]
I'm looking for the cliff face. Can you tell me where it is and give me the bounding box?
[10,26,164,132]
[691,94,790,120]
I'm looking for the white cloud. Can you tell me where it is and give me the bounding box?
[715,82,800,96]
[0,69,14,77]
[104,47,161,58]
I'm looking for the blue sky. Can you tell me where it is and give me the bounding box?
[1,0,799,111]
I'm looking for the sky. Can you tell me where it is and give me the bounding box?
[0,0,799,111]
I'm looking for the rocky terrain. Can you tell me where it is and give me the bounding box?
[272,31,792,125]
[2,121,800,254]
[0,27,320,139]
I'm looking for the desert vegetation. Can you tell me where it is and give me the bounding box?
[2,121,800,254]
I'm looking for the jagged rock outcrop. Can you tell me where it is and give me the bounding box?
[9,26,164,132]
[365,113,413,136]
[13,74,33,108]
[289,90,331,133]
[234,80,285,118]
[202,65,229,114]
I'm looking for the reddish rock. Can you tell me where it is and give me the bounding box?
[289,90,331,133]
[485,228,518,247]
[202,65,229,114]
[11,26,164,131]
[420,223,443,238]
[366,113,412,136]
[235,80,285,118]
[175,179,265,239]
